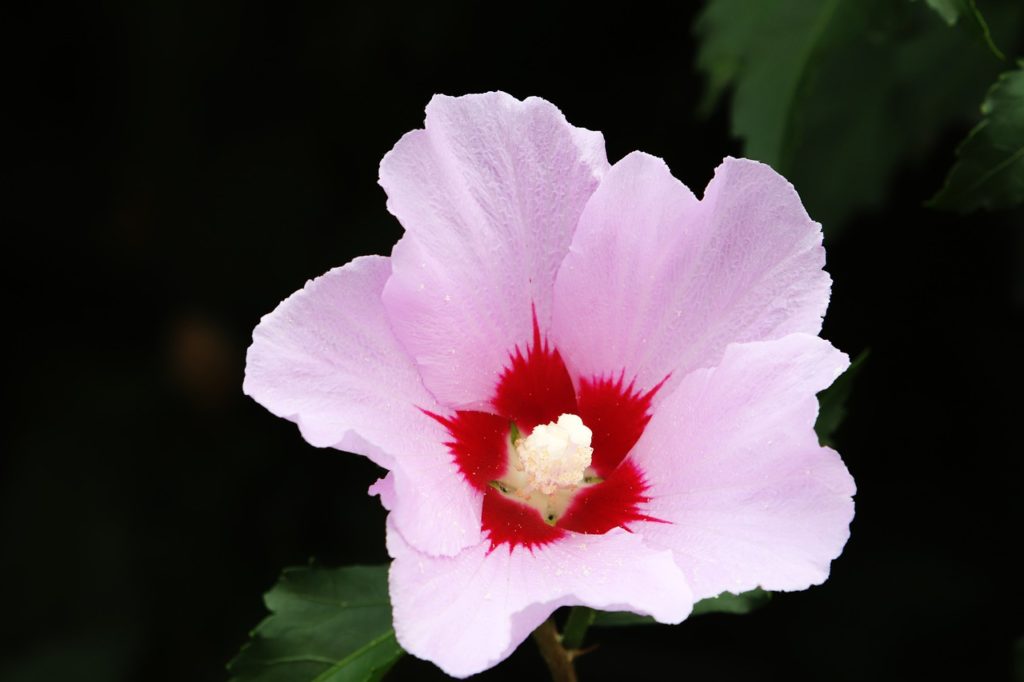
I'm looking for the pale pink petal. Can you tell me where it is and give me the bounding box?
[629,333,855,600]
[368,474,396,510]
[380,92,609,408]
[244,256,481,555]
[387,519,692,678]
[552,153,830,393]
[368,466,483,557]
[390,450,483,556]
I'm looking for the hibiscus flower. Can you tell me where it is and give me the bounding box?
[243,91,855,678]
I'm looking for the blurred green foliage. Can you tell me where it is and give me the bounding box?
[695,0,1023,235]
[922,0,1004,58]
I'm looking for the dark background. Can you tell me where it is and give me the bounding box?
[5,2,1022,681]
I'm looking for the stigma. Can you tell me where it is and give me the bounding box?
[514,414,594,495]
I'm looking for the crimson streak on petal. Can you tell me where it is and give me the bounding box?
[577,374,667,476]
[482,488,567,550]
[424,409,508,490]
[490,313,577,432]
[559,460,660,534]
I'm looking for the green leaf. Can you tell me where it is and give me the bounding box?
[694,0,1021,237]
[928,62,1024,212]
[591,588,772,627]
[815,349,869,447]
[919,0,1005,59]
[228,564,403,682]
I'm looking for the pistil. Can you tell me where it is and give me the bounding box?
[489,414,597,524]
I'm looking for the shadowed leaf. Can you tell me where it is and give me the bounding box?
[592,589,772,627]
[929,62,1024,212]
[920,0,1004,58]
[816,349,869,447]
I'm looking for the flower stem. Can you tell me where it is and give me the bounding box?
[561,606,595,650]
[532,619,578,682]
[532,608,597,682]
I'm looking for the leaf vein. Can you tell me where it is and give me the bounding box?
[310,632,398,682]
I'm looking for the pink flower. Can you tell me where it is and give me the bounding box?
[244,92,855,677]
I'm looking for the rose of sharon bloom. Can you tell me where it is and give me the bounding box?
[244,91,855,678]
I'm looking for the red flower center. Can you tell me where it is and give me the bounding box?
[428,317,665,550]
